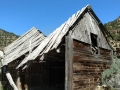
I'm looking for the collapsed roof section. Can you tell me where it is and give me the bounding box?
[2,27,46,66]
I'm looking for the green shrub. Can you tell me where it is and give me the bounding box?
[102,56,120,85]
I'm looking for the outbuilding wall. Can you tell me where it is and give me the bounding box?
[65,36,112,90]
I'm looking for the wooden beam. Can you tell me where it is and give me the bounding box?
[6,71,18,90]
[65,35,73,90]
[22,61,32,70]
[16,70,22,90]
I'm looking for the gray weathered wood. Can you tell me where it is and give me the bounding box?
[71,12,111,50]
[16,70,22,90]
[2,27,46,66]
[6,71,19,90]
[65,36,73,90]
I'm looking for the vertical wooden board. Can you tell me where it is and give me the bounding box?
[65,36,73,90]
[16,70,22,90]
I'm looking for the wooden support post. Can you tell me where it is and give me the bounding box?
[6,72,18,90]
[24,84,28,90]
[21,70,28,90]
[16,70,22,90]
[65,35,73,90]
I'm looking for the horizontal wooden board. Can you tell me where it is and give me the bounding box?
[100,48,111,56]
[73,80,100,88]
[73,75,101,81]
[73,39,90,50]
[72,42,111,90]
[73,85,96,90]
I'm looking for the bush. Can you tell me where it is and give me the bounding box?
[102,56,120,86]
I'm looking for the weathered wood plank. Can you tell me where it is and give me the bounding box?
[65,36,73,90]
[16,71,22,90]
[73,39,90,49]
[73,50,112,62]
[6,71,18,90]
[100,48,111,56]
[73,75,101,81]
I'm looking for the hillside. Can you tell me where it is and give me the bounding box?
[104,16,120,41]
[0,29,19,50]
[104,17,120,51]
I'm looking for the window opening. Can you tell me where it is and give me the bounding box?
[90,33,98,54]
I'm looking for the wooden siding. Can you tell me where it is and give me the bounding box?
[65,39,112,90]
[73,40,112,90]
[2,58,65,90]
[71,12,111,50]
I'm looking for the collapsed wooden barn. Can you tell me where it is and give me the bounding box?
[1,5,113,90]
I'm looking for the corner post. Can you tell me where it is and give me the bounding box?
[65,35,73,90]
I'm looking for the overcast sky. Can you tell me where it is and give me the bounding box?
[0,0,120,36]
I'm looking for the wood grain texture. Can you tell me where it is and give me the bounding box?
[72,40,111,90]
[65,36,73,90]
[71,12,112,50]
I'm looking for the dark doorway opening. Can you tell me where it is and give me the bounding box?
[49,60,65,90]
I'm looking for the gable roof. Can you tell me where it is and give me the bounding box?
[2,27,46,66]
[16,4,112,69]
